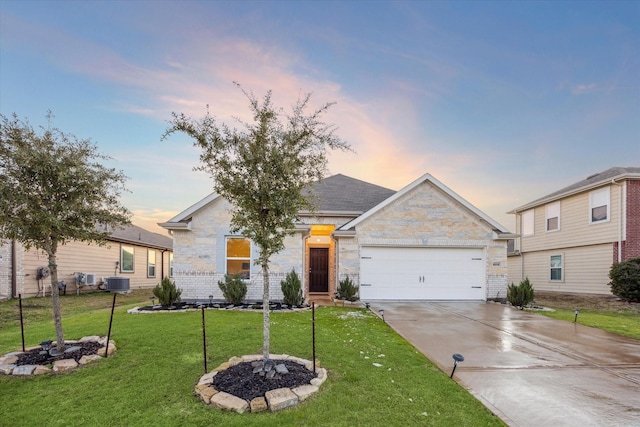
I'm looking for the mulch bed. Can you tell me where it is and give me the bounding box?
[212,360,317,401]
[15,341,104,366]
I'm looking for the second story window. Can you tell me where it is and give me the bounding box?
[589,187,610,224]
[546,202,560,232]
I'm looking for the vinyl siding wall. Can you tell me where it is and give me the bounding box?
[511,183,624,295]
[520,184,622,252]
[19,241,172,297]
[517,244,612,294]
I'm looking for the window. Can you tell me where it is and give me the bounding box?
[522,210,534,236]
[226,237,251,279]
[147,249,156,278]
[121,245,134,273]
[550,255,563,281]
[589,187,610,224]
[546,202,560,232]
[169,253,173,278]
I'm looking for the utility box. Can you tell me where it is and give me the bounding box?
[105,277,130,292]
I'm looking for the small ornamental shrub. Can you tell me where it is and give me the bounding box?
[609,257,640,303]
[337,276,359,301]
[218,274,248,305]
[152,277,182,307]
[507,277,535,309]
[281,269,303,306]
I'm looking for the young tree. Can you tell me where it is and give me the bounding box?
[163,84,350,359]
[0,113,131,352]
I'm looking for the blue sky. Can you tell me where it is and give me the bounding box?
[1,0,638,234]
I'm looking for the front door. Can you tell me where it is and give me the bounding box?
[309,248,329,293]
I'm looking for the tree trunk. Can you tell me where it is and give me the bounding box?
[48,252,65,352]
[262,261,270,360]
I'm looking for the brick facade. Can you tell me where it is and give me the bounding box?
[623,180,640,260]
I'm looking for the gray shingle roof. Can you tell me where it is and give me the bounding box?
[305,174,396,213]
[515,166,640,211]
[103,224,173,250]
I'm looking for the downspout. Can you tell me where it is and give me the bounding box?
[161,249,167,279]
[11,240,17,298]
[611,179,623,262]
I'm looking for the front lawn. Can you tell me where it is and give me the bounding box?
[0,293,503,426]
[533,292,640,340]
[537,309,640,339]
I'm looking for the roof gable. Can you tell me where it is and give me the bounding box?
[339,173,509,232]
[512,166,640,212]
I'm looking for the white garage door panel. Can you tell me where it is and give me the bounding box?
[360,247,485,300]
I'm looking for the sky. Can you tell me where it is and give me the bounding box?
[1,0,638,235]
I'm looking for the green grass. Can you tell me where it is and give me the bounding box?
[538,308,640,339]
[0,293,503,426]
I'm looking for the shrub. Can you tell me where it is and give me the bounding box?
[337,276,359,301]
[152,277,182,307]
[218,274,247,305]
[507,277,535,308]
[609,257,640,303]
[281,269,303,306]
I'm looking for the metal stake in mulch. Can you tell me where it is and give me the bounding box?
[312,301,316,373]
[200,305,208,373]
[105,292,117,359]
[19,294,25,352]
[450,353,464,379]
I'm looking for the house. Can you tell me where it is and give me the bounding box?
[0,224,173,299]
[159,173,513,302]
[508,167,640,295]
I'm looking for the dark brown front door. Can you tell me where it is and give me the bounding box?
[309,248,329,293]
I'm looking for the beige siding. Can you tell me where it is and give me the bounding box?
[520,184,621,252]
[19,241,172,297]
[520,244,612,294]
[507,253,523,287]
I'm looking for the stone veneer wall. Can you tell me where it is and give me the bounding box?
[0,242,11,298]
[338,181,508,299]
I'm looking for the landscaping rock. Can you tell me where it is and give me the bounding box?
[12,365,36,376]
[33,365,51,375]
[0,363,15,375]
[292,384,318,402]
[311,368,327,386]
[197,371,217,385]
[210,391,249,413]
[79,354,102,365]
[0,354,19,364]
[266,387,298,411]
[250,397,268,413]
[195,384,218,404]
[53,359,78,372]
[96,343,116,357]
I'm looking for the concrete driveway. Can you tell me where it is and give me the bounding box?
[368,301,640,427]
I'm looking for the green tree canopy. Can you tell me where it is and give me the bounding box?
[164,84,350,358]
[0,112,131,351]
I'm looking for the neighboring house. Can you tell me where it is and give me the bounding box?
[508,166,640,295]
[159,173,513,303]
[0,224,173,299]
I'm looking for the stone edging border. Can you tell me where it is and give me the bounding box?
[0,336,116,377]
[127,306,311,314]
[195,354,328,413]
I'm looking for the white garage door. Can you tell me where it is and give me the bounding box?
[359,247,486,300]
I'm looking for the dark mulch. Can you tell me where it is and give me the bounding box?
[137,302,308,312]
[15,341,104,366]
[212,360,317,401]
